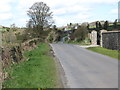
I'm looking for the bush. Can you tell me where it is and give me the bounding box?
[73,25,88,41]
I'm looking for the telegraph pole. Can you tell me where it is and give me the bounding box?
[0,29,2,89]
[118,1,120,22]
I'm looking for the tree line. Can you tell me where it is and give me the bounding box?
[20,1,120,43]
[87,19,120,32]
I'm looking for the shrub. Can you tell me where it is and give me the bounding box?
[73,25,88,41]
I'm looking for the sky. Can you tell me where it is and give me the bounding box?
[0,0,119,27]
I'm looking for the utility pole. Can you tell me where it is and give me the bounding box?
[118,1,120,22]
[0,30,2,89]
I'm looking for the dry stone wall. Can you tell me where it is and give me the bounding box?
[90,30,120,50]
[2,45,23,68]
[101,31,120,50]
[100,30,107,47]
[0,38,41,87]
[2,38,41,68]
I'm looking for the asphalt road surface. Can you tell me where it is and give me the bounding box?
[51,43,118,88]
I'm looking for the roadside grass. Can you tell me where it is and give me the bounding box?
[3,43,59,88]
[87,47,119,60]
[65,40,91,45]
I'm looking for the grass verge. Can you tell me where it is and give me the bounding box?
[87,47,119,60]
[3,43,59,88]
[65,40,91,45]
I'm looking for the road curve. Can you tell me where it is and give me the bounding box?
[51,43,118,88]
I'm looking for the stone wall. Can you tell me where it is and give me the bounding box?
[2,38,40,68]
[100,30,107,47]
[2,45,23,68]
[1,38,41,87]
[101,31,120,50]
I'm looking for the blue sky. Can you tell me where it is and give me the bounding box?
[0,0,119,27]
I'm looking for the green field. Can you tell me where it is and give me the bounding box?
[87,47,119,60]
[3,43,59,88]
[89,26,96,29]
[0,28,6,31]
[117,23,120,25]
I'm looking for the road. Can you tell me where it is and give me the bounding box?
[51,43,118,88]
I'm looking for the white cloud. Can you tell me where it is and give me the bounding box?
[75,13,93,20]
[54,12,93,26]
[0,4,11,13]
[15,18,29,27]
[15,0,118,27]
[0,0,16,21]
[54,16,66,26]
[0,0,17,12]
[0,13,13,20]
[17,0,119,11]
[53,5,91,15]
[110,9,118,14]
[0,0,119,27]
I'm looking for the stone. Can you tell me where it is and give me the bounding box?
[101,30,120,50]
[100,30,107,47]
[91,30,97,45]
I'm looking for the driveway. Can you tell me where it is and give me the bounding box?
[50,43,118,88]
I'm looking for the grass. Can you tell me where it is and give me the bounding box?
[65,40,91,45]
[117,23,120,25]
[87,47,119,60]
[0,28,6,31]
[89,26,96,29]
[3,43,59,88]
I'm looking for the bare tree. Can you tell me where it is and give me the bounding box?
[27,2,53,32]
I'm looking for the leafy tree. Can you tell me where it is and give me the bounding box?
[10,23,17,31]
[98,22,102,30]
[113,19,117,29]
[87,24,89,30]
[27,2,53,34]
[95,21,99,31]
[11,23,15,28]
[73,25,88,41]
[70,23,72,26]
[103,21,109,30]
[53,25,57,31]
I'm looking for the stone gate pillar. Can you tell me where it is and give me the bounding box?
[100,30,107,47]
[91,30,97,45]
